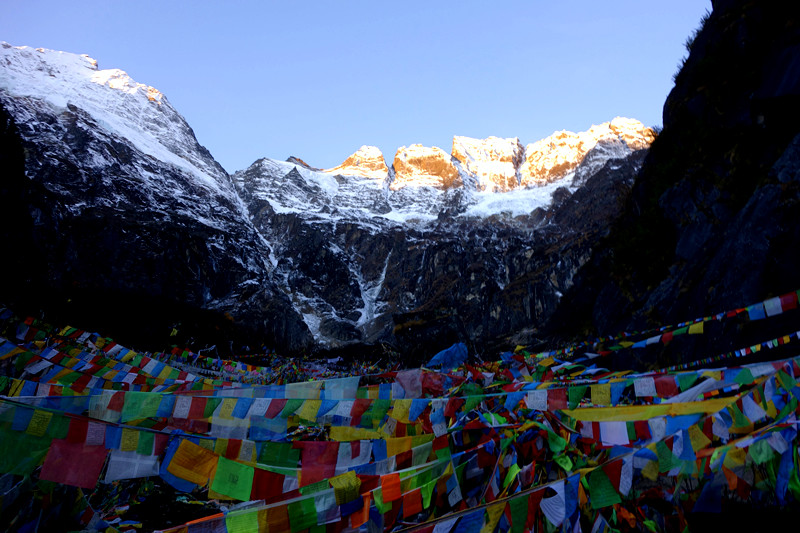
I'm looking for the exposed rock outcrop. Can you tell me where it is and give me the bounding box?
[451,136,524,192]
[327,145,389,181]
[519,117,655,186]
[0,41,653,359]
[390,145,461,190]
[547,0,800,366]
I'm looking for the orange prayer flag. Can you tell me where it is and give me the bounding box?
[266,504,290,533]
[166,438,218,486]
[351,493,371,529]
[381,472,402,502]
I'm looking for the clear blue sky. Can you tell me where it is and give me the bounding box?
[3,1,710,172]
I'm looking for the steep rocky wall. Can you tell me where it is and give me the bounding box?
[0,99,312,354]
[547,0,800,364]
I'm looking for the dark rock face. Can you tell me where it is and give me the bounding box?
[0,97,312,354]
[547,0,800,362]
[233,149,645,362]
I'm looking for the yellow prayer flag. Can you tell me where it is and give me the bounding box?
[26,410,52,437]
[591,384,611,406]
[386,436,412,458]
[121,350,136,363]
[218,398,237,420]
[296,400,321,422]
[392,400,412,423]
[688,425,711,451]
[329,426,381,442]
[120,428,139,452]
[9,379,24,397]
[214,439,229,457]
[688,322,704,335]
[329,470,361,505]
[482,502,506,533]
[563,396,735,422]
[642,460,659,481]
[157,365,174,381]
[723,447,747,468]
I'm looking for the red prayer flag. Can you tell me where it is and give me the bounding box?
[781,292,798,312]
[189,397,207,419]
[403,488,423,518]
[548,389,567,410]
[66,418,88,443]
[40,439,107,489]
[251,467,285,502]
[295,441,339,486]
[654,375,679,398]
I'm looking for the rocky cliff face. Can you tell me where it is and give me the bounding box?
[451,136,524,192]
[547,0,800,364]
[519,117,655,186]
[390,145,462,190]
[0,43,312,352]
[325,145,390,181]
[0,41,654,358]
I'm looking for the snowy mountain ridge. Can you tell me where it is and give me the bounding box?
[0,42,653,355]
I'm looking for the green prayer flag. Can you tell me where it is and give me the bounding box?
[47,414,70,439]
[121,392,162,422]
[568,386,587,409]
[778,370,798,391]
[749,439,775,465]
[288,497,317,532]
[373,489,392,514]
[677,373,699,392]
[435,447,452,462]
[554,453,573,472]
[259,442,300,468]
[656,441,680,473]
[137,431,155,455]
[211,456,255,501]
[509,493,529,533]
[734,368,754,386]
[730,403,750,428]
[547,431,567,453]
[280,399,305,418]
[421,479,436,509]
[300,480,329,495]
[0,427,51,476]
[503,463,521,488]
[204,398,222,418]
[627,422,637,442]
[226,509,260,533]
[588,468,622,509]
[778,397,798,422]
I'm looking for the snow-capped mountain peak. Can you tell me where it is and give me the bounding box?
[0,42,227,192]
[326,145,389,181]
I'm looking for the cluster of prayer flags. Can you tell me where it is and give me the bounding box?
[1,292,800,532]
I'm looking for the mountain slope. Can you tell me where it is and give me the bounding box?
[0,42,654,357]
[0,43,312,352]
[547,0,800,363]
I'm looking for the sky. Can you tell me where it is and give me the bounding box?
[2,1,711,173]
